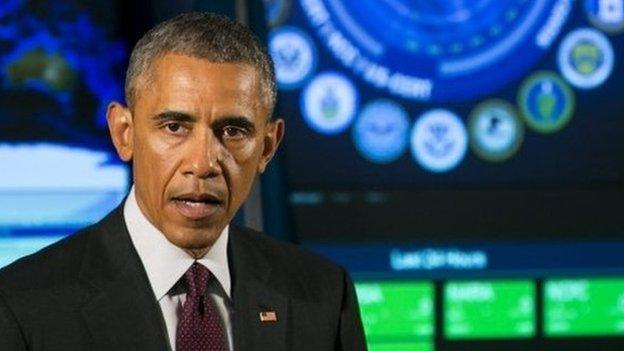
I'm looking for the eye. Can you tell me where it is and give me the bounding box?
[164,122,186,134]
[222,126,246,139]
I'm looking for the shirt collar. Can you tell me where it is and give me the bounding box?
[123,186,231,301]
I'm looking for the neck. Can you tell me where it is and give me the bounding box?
[185,247,211,259]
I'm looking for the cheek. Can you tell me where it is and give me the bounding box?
[134,134,181,193]
[225,134,265,163]
[224,140,263,196]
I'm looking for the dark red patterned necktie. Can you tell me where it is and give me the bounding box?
[176,263,227,351]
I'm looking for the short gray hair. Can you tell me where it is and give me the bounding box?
[125,12,277,118]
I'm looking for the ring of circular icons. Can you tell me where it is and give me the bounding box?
[469,100,524,162]
[352,99,410,164]
[411,109,468,173]
[557,28,614,89]
[285,1,621,173]
[518,71,575,134]
[269,26,317,89]
[585,0,624,33]
[300,72,359,135]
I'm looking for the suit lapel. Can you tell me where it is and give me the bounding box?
[78,207,170,351]
[75,210,290,350]
[229,225,288,351]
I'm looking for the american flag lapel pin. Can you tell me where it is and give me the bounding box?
[259,311,278,322]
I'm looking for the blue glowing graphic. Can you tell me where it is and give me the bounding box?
[519,71,575,134]
[300,72,359,135]
[469,100,524,162]
[268,0,624,178]
[585,0,624,33]
[411,109,468,173]
[352,99,409,164]
[0,0,23,19]
[0,236,65,268]
[0,1,129,252]
[301,0,572,102]
[0,143,128,229]
[558,28,614,89]
[270,26,318,89]
[0,1,126,131]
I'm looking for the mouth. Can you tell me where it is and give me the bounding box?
[171,193,224,220]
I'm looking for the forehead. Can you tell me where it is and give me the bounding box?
[137,53,264,115]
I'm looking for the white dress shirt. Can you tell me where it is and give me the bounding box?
[123,187,233,351]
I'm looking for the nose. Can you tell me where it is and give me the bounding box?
[182,129,223,178]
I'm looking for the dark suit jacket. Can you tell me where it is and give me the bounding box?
[0,206,367,350]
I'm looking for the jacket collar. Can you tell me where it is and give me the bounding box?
[229,225,289,351]
[78,206,171,350]
[76,206,289,351]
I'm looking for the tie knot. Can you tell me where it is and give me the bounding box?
[183,263,211,297]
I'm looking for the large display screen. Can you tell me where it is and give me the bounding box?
[268,0,624,243]
[263,0,624,349]
[0,0,129,266]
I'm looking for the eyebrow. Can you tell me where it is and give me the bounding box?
[152,110,196,123]
[212,116,257,134]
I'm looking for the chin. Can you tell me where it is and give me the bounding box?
[169,228,220,250]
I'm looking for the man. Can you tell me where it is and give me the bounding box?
[0,12,366,351]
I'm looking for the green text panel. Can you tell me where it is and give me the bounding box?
[545,278,624,337]
[444,280,535,339]
[356,281,434,343]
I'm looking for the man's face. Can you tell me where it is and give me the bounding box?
[108,53,283,255]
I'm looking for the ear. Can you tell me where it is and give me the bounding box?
[258,118,285,174]
[106,102,134,162]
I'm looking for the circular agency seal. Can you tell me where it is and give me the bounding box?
[301,0,571,102]
[352,99,410,164]
[518,71,575,134]
[557,27,615,89]
[411,109,468,173]
[469,100,524,162]
[300,71,359,135]
[585,0,624,34]
[269,26,318,89]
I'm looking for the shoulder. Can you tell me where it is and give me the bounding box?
[230,225,349,296]
[0,223,100,334]
[0,225,96,293]
[230,226,366,349]
[232,224,344,276]
[0,206,127,294]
